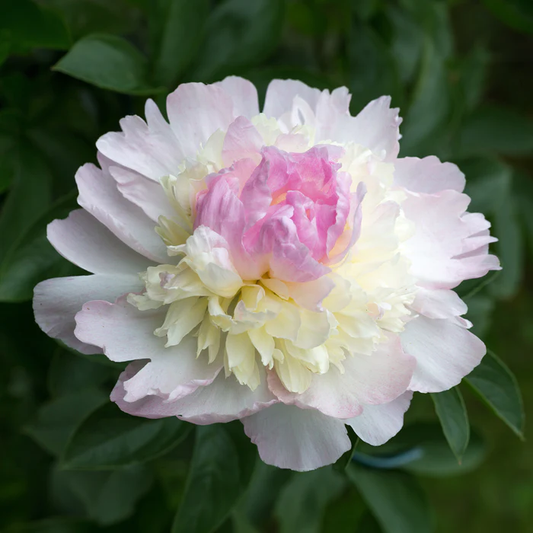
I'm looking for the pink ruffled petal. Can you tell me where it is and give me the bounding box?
[326,181,366,264]
[248,210,330,282]
[240,146,291,229]
[194,174,248,266]
[242,403,351,471]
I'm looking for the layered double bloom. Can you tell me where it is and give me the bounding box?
[34,78,499,471]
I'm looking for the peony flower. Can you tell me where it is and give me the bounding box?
[34,77,500,471]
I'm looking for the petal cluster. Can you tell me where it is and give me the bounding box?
[34,77,500,472]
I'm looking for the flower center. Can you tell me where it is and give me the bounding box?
[128,122,417,393]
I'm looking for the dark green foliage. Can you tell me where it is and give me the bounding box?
[1,0,532,532]
[431,387,470,461]
[347,464,433,533]
[172,424,257,533]
[53,34,163,95]
[62,403,192,470]
[466,350,525,438]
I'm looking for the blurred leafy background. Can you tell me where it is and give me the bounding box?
[0,0,532,531]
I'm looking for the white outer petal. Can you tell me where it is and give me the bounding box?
[109,166,176,222]
[394,156,466,193]
[215,76,260,119]
[33,274,143,354]
[269,335,415,419]
[111,363,277,424]
[410,287,467,320]
[345,391,413,446]
[242,404,351,472]
[47,209,154,274]
[402,316,486,393]
[76,163,168,263]
[331,96,401,161]
[96,99,184,181]
[263,79,324,120]
[402,190,500,289]
[167,82,235,160]
[74,297,221,401]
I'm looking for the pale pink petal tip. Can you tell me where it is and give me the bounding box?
[242,404,351,471]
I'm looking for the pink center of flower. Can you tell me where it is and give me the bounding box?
[194,146,363,283]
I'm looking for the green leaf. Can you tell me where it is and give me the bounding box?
[53,34,163,95]
[24,390,106,456]
[27,128,96,196]
[5,518,96,533]
[333,426,359,472]
[482,0,533,35]
[459,45,490,113]
[322,485,366,533]
[0,235,74,302]
[411,0,453,58]
[431,387,470,461]
[357,423,487,477]
[0,29,10,67]
[462,158,522,298]
[462,157,511,213]
[401,36,451,156]
[464,294,495,337]
[62,402,191,469]
[0,0,70,51]
[55,465,153,526]
[0,145,53,259]
[457,106,533,157]
[48,348,116,397]
[357,512,383,533]
[491,189,522,298]
[386,5,425,85]
[347,464,433,533]
[274,467,346,533]
[347,21,402,112]
[516,172,533,263]
[230,511,260,533]
[149,0,209,88]
[172,425,253,533]
[287,1,326,36]
[351,0,381,21]
[466,349,525,438]
[0,190,78,302]
[192,0,285,82]
[238,461,291,528]
[44,0,142,40]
